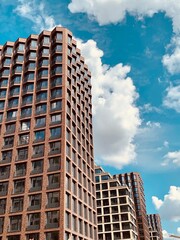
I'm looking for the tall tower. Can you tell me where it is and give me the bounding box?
[147,214,163,240]
[0,27,97,240]
[95,166,138,240]
[114,172,150,240]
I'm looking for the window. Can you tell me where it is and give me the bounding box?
[39,59,49,67]
[50,127,61,138]
[52,55,62,64]
[28,51,36,59]
[21,107,32,117]
[46,232,59,240]
[26,233,39,240]
[17,43,25,52]
[65,212,70,228]
[2,150,12,162]
[48,157,60,171]
[47,192,60,208]
[26,62,36,70]
[0,166,10,178]
[11,197,23,212]
[12,75,21,84]
[30,40,37,47]
[22,95,33,105]
[19,134,29,145]
[9,215,22,231]
[0,101,5,109]
[30,176,42,192]
[35,117,46,127]
[46,211,59,228]
[31,160,43,174]
[48,174,60,189]
[54,44,62,52]
[33,144,44,157]
[51,77,62,87]
[51,66,62,75]
[0,182,8,195]
[5,47,13,54]
[24,72,34,81]
[36,91,47,102]
[15,55,24,63]
[7,110,17,120]
[0,79,8,86]
[0,113,3,122]
[1,69,10,76]
[28,194,41,210]
[51,88,62,98]
[21,120,30,131]
[0,199,6,214]
[3,58,11,66]
[14,179,25,194]
[34,130,45,141]
[36,103,47,114]
[49,141,61,154]
[38,69,48,77]
[13,65,22,74]
[17,148,28,160]
[8,98,18,107]
[51,114,61,123]
[37,80,48,90]
[27,213,40,230]
[56,32,62,41]
[4,136,14,147]
[15,163,26,177]
[50,100,61,111]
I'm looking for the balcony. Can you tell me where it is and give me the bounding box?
[3,143,13,149]
[29,185,42,192]
[14,169,26,177]
[0,158,11,165]
[32,151,44,159]
[45,222,59,229]
[6,116,17,122]
[11,206,23,213]
[35,109,46,116]
[13,187,25,194]
[26,224,40,231]
[47,182,60,190]
[46,201,59,209]
[0,172,10,180]
[27,204,41,211]
[16,154,28,161]
[48,148,60,156]
[48,164,60,172]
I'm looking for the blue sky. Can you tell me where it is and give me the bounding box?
[0,0,180,237]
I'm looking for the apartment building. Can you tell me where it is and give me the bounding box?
[147,214,163,240]
[95,166,138,240]
[0,27,97,240]
[114,172,150,240]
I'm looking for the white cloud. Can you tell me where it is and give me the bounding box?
[146,121,161,128]
[163,85,180,113]
[141,103,161,113]
[77,39,141,169]
[152,186,180,222]
[152,196,163,209]
[162,36,180,74]
[162,151,180,166]
[68,0,180,33]
[14,0,57,31]
[68,0,180,74]
[163,230,171,239]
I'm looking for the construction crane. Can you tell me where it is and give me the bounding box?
[169,235,180,239]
